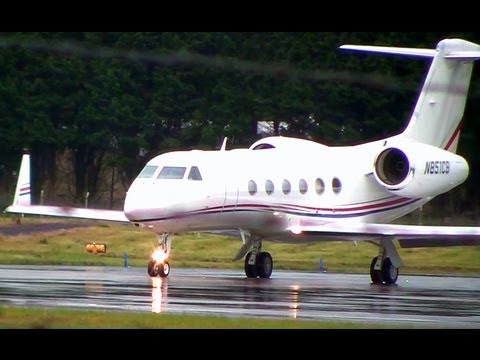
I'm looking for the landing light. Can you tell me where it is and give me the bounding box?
[152,248,167,263]
[290,226,303,235]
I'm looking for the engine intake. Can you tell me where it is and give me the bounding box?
[373,141,469,198]
[375,148,410,186]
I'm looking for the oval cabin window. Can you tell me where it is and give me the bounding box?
[282,179,291,195]
[315,178,325,195]
[332,177,342,194]
[265,180,274,195]
[248,180,257,195]
[299,179,308,194]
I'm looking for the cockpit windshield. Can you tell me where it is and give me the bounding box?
[158,166,187,179]
[188,166,202,180]
[137,165,158,178]
[138,165,202,181]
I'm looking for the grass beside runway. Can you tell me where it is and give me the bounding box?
[1,215,480,275]
[0,306,394,328]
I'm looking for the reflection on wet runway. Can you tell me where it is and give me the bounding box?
[151,277,166,314]
[0,265,479,328]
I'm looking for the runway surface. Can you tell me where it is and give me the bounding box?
[0,265,479,328]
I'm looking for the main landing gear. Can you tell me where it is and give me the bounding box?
[232,230,274,279]
[369,240,401,285]
[244,237,273,279]
[148,233,172,278]
[370,256,398,284]
[245,251,273,278]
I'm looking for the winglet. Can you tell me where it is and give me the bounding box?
[220,137,228,151]
[12,154,31,206]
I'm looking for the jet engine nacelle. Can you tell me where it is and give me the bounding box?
[373,141,469,198]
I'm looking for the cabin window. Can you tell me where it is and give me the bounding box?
[248,180,257,195]
[315,178,325,195]
[265,180,274,195]
[299,179,308,194]
[158,166,187,179]
[188,166,203,181]
[332,177,342,194]
[282,179,291,195]
[137,165,158,178]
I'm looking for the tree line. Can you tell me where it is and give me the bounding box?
[0,32,479,217]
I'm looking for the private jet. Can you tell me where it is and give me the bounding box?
[6,38,480,285]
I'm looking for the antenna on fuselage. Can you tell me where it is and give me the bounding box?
[220,137,228,151]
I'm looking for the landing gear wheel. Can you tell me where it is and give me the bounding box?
[257,252,273,279]
[148,259,170,278]
[158,260,170,278]
[370,256,383,284]
[244,251,258,278]
[148,260,159,277]
[382,257,398,285]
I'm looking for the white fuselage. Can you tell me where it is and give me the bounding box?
[122,39,480,244]
[123,136,434,242]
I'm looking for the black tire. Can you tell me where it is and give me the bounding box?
[158,260,170,278]
[148,260,158,277]
[370,256,383,284]
[244,252,258,278]
[382,257,398,285]
[257,252,273,279]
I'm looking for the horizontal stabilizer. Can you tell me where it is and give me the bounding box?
[444,51,480,60]
[340,45,436,58]
[341,45,480,61]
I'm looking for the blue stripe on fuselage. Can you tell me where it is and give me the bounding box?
[130,198,422,223]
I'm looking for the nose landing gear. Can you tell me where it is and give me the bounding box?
[148,233,172,278]
[148,259,171,277]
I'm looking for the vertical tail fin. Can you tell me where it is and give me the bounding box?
[12,154,31,206]
[341,38,480,153]
[403,39,480,152]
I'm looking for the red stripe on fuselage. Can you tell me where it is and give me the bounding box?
[220,196,411,214]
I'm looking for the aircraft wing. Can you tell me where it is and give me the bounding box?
[288,222,480,248]
[5,154,129,223]
[5,204,129,223]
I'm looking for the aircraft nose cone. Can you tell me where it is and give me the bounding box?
[123,181,177,222]
[123,181,153,221]
[123,193,141,221]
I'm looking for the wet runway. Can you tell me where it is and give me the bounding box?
[0,265,479,328]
